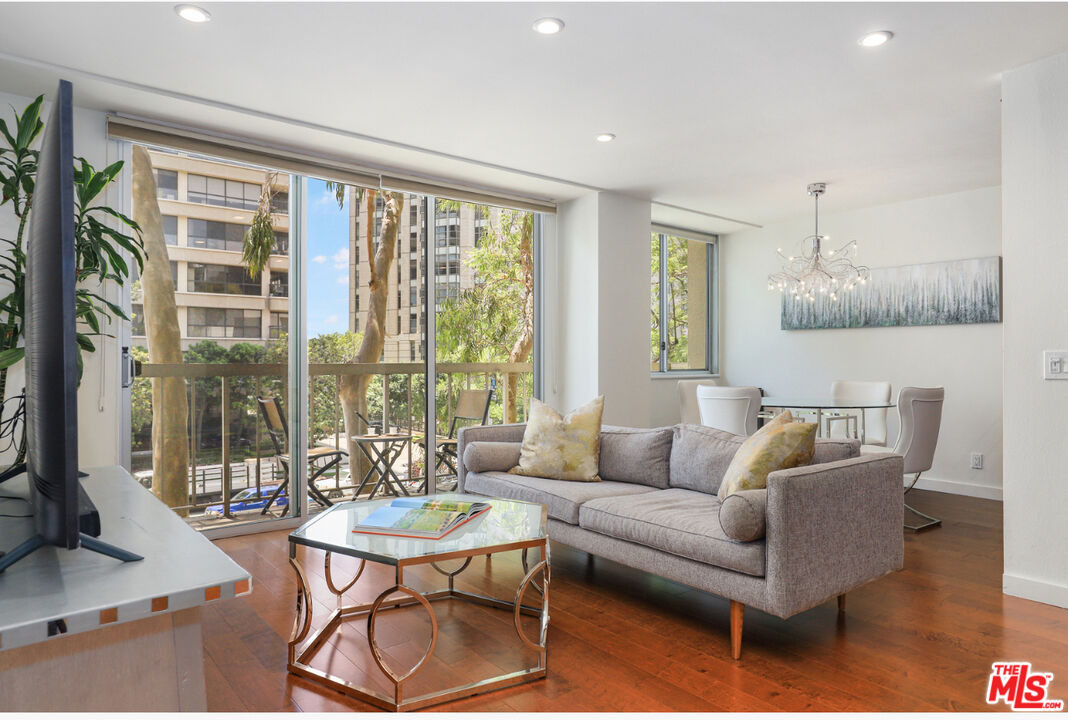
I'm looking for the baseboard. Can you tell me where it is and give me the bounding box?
[912,474,1002,501]
[1003,573,1068,609]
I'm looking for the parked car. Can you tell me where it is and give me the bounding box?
[204,485,286,516]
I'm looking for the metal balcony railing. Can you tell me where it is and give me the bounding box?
[131,361,532,526]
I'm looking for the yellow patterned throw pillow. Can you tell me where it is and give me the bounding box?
[509,396,605,482]
[717,410,817,500]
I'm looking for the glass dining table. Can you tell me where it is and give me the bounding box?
[760,397,896,440]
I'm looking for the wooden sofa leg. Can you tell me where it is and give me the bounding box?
[730,601,744,660]
[837,594,846,613]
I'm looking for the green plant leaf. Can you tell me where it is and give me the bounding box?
[0,347,24,370]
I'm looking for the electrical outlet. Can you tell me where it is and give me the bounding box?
[970,453,984,470]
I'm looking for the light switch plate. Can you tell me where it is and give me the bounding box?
[1043,350,1068,380]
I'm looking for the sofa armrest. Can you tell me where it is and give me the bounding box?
[763,454,903,619]
[456,423,526,492]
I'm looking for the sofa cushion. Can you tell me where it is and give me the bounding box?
[579,488,766,577]
[719,489,767,542]
[463,441,522,474]
[598,425,674,488]
[464,470,655,524]
[668,424,744,494]
[510,396,604,482]
[718,413,817,500]
[814,438,861,464]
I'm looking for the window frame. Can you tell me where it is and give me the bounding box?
[650,224,719,377]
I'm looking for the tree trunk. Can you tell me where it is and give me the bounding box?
[132,146,189,515]
[338,191,404,483]
[505,214,535,423]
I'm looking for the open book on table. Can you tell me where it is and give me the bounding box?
[353,498,491,539]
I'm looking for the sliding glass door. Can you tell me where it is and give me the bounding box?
[125,143,542,533]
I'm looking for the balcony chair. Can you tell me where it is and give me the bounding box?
[861,386,945,531]
[256,395,346,514]
[696,385,761,436]
[414,380,495,492]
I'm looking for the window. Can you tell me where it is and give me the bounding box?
[410,258,418,280]
[269,312,288,339]
[187,263,262,295]
[650,229,716,373]
[272,231,289,255]
[131,303,145,336]
[409,313,418,334]
[187,173,260,210]
[270,190,289,214]
[162,214,178,246]
[409,284,418,306]
[155,170,177,200]
[269,271,288,298]
[187,307,261,338]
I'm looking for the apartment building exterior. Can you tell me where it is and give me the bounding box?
[131,149,290,350]
[347,192,493,363]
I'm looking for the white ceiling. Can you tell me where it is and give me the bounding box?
[2,2,1068,232]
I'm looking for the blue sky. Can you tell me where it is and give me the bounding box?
[305,178,350,338]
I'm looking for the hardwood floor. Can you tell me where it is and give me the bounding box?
[205,490,1068,712]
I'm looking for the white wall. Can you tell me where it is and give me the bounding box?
[0,88,123,469]
[1001,50,1068,608]
[714,186,1003,499]
[548,192,652,426]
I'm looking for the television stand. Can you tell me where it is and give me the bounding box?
[0,468,141,573]
[0,532,143,573]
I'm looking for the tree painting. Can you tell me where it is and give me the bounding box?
[781,256,1002,330]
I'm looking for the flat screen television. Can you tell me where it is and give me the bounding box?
[0,79,140,573]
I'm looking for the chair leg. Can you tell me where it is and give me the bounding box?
[261,476,289,515]
[730,600,744,660]
[903,472,941,531]
[837,594,846,613]
[904,503,942,531]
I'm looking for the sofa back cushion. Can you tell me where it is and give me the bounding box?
[668,424,744,494]
[813,438,861,464]
[598,425,675,488]
[667,424,862,496]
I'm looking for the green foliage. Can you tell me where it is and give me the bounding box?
[436,205,531,364]
[241,171,278,278]
[0,94,144,396]
[650,233,693,367]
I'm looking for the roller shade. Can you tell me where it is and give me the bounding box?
[107,115,557,214]
[380,174,557,215]
[652,223,717,243]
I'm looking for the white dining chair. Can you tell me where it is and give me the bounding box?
[696,385,761,437]
[826,380,892,445]
[677,379,719,425]
[862,386,945,531]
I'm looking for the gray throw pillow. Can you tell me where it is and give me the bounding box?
[719,489,767,542]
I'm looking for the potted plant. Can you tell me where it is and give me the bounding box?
[0,94,145,465]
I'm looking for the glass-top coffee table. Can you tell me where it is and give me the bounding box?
[286,493,549,711]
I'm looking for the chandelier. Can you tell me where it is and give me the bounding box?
[768,183,870,301]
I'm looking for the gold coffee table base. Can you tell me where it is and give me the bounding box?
[287,542,550,712]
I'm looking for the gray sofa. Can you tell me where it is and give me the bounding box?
[457,422,904,659]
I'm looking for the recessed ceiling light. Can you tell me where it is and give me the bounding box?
[532,17,564,35]
[596,133,616,143]
[858,30,893,48]
[175,4,211,23]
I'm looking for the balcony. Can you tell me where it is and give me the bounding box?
[131,360,533,531]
